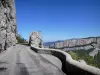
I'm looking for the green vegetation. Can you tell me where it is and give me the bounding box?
[16,34,28,44]
[39,40,43,48]
[67,50,100,68]
[94,52,100,68]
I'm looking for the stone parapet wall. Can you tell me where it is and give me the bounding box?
[31,46,100,75]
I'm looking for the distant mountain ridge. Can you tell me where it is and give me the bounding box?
[44,36,100,52]
[43,40,64,47]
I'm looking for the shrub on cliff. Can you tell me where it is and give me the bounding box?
[39,40,43,48]
[16,34,28,44]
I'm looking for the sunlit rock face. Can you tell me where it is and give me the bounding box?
[0,0,17,51]
[29,32,42,48]
[44,37,100,51]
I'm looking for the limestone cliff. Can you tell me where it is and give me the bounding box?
[0,0,17,51]
[44,37,100,51]
[29,32,43,48]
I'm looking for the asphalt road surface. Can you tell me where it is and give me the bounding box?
[0,44,65,75]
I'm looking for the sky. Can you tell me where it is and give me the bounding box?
[15,0,100,42]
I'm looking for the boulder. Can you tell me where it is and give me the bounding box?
[29,32,43,48]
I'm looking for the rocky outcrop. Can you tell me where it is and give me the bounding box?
[0,0,17,51]
[29,32,42,48]
[89,48,100,57]
[44,37,100,51]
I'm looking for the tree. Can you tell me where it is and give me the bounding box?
[39,39,43,48]
[16,34,28,44]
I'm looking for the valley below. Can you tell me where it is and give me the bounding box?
[44,36,100,68]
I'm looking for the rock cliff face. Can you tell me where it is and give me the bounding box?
[0,0,17,51]
[44,37,100,51]
[29,32,42,48]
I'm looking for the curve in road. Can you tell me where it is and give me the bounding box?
[0,44,65,75]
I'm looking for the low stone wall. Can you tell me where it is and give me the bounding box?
[31,47,100,75]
